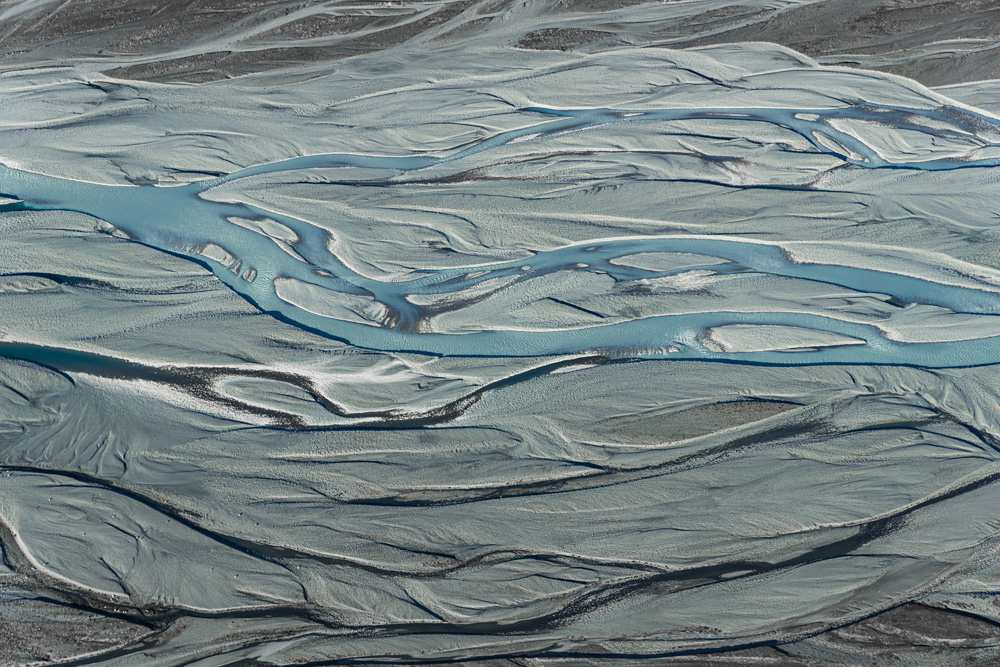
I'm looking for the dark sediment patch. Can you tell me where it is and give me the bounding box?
[517,28,617,51]
[0,596,152,666]
[0,0,298,55]
[103,1,478,82]
[674,0,1000,86]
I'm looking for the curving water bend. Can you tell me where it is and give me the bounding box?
[6,8,1000,665]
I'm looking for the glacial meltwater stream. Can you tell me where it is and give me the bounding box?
[11,8,1000,661]
[5,103,1000,365]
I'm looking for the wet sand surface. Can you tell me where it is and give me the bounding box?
[3,0,1000,664]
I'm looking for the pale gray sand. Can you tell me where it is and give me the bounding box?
[3,0,1000,664]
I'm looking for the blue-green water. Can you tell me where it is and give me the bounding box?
[4,103,1000,365]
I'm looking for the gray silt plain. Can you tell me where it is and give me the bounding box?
[3,0,1000,664]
